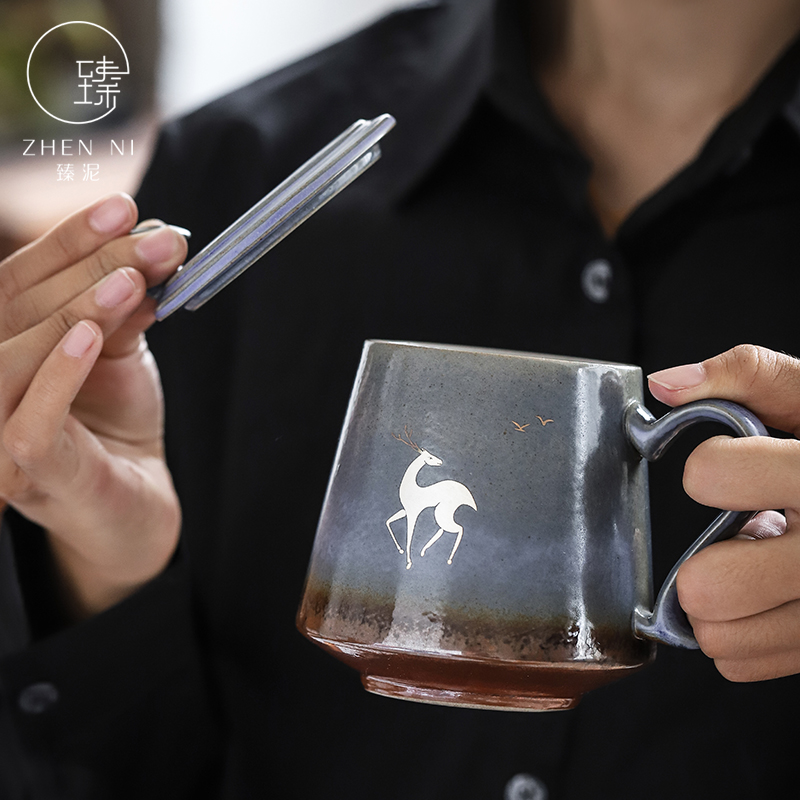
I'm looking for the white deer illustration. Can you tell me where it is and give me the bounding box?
[385,427,477,569]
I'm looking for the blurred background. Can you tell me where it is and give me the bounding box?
[0,0,412,257]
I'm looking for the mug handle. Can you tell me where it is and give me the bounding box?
[624,399,768,649]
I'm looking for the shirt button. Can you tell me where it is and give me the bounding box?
[18,682,59,714]
[581,259,613,303]
[504,772,548,800]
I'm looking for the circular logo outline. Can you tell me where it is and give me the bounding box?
[26,21,130,126]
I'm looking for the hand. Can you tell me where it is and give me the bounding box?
[0,193,187,619]
[648,344,800,682]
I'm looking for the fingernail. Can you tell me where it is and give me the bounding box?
[648,363,707,390]
[130,221,191,238]
[134,227,181,265]
[89,194,132,234]
[96,268,136,308]
[62,322,98,358]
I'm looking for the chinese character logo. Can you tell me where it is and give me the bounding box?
[56,164,75,182]
[75,57,126,112]
[27,21,130,125]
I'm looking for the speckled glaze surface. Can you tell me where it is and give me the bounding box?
[296,341,763,709]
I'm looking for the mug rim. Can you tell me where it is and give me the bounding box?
[364,339,641,372]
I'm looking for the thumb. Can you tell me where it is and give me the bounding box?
[648,345,800,436]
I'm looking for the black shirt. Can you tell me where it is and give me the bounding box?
[3,1,800,797]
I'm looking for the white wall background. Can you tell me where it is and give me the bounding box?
[158,0,415,117]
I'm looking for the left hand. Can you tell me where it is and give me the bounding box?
[0,195,187,618]
[648,344,800,682]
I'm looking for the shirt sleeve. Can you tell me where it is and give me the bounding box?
[0,117,237,799]
[0,511,222,799]
[0,90,288,798]
[0,506,219,800]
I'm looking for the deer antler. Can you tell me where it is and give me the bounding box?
[392,425,422,452]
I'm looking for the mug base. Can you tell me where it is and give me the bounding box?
[305,634,647,712]
[363,675,579,711]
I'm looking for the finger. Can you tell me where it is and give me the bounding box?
[682,435,800,510]
[677,516,800,621]
[100,300,157,359]
[73,332,163,444]
[0,267,146,418]
[713,648,800,682]
[648,344,800,437]
[71,300,164,444]
[1,321,103,502]
[688,597,800,663]
[1,225,186,340]
[0,194,137,295]
[736,509,788,540]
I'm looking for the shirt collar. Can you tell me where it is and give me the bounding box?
[624,33,800,236]
[487,0,579,159]
[382,1,800,219]
[376,0,497,201]
[483,0,800,231]
[383,0,587,202]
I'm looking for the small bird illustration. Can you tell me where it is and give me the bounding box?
[536,416,554,426]
[512,421,530,432]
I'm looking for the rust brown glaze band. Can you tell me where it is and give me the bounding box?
[306,636,647,711]
[298,581,653,709]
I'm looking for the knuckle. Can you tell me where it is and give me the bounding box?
[676,557,711,617]
[682,450,704,502]
[0,371,14,416]
[681,440,719,504]
[0,457,31,502]
[2,294,44,338]
[49,220,80,266]
[690,619,741,661]
[29,368,62,410]
[48,307,82,341]
[773,351,800,400]
[91,241,127,280]
[723,344,776,390]
[2,418,48,470]
[0,260,24,307]
[676,546,733,619]
[691,620,721,656]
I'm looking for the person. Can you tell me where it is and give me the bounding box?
[2,0,800,796]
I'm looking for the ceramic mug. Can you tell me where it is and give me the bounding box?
[296,341,767,710]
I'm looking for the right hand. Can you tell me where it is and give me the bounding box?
[650,345,800,682]
[0,193,187,619]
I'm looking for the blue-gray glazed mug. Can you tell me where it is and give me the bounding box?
[297,341,767,710]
